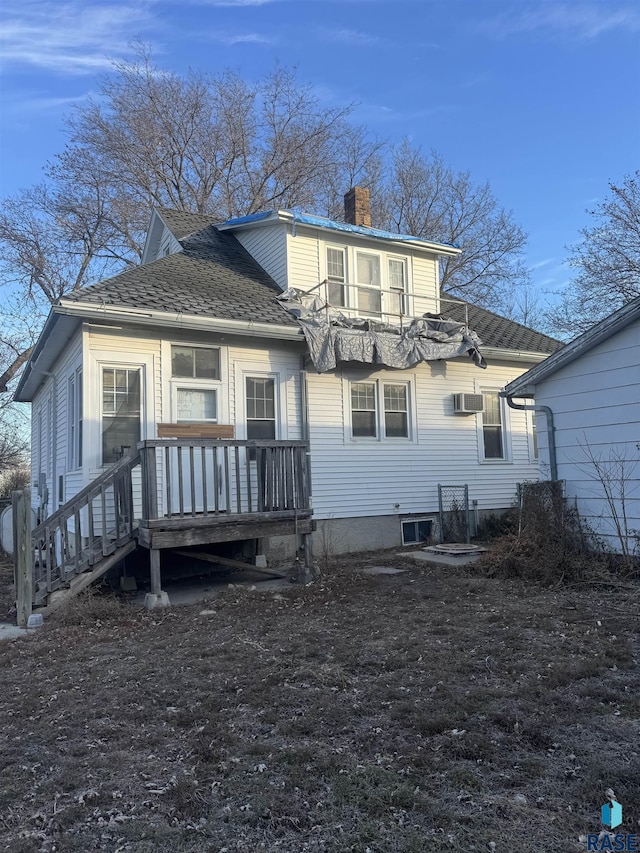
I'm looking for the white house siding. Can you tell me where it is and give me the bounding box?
[30,330,83,517]
[226,340,303,439]
[234,227,288,290]
[533,320,640,553]
[306,357,538,528]
[411,251,440,315]
[287,227,321,291]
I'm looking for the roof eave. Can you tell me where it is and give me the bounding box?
[504,295,640,397]
[481,348,552,365]
[219,209,461,257]
[55,299,303,342]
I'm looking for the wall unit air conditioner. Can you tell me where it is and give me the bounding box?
[453,393,484,414]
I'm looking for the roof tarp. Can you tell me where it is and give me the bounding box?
[277,289,486,373]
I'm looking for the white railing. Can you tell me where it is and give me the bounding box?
[307,280,469,328]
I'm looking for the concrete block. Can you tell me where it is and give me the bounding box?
[144,591,171,610]
[254,554,268,569]
[120,576,138,592]
[27,613,44,629]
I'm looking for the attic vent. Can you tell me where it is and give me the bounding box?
[453,393,484,414]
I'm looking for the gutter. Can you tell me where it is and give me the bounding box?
[55,300,304,342]
[500,393,558,481]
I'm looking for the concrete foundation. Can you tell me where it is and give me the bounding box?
[144,591,171,610]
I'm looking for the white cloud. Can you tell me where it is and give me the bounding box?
[483,3,640,40]
[207,31,276,44]
[0,1,155,75]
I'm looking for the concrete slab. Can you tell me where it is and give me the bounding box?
[402,551,482,567]
[132,572,293,608]
[363,566,407,576]
[0,622,28,641]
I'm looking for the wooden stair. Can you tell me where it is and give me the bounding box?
[30,452,141,610]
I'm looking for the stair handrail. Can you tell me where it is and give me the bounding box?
[31,451,141,540]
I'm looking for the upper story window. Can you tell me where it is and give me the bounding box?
[325,245,410,317]
[388,258,407,314]
[171,345,220,380]
[327,247,346,307]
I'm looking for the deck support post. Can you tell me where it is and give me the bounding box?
[298,532,314,584]
[13,489,33,627]
[145,548,170,609]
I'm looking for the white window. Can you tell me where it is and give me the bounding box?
[324,246,412,317]
[388,258,407,315]
[351,382,377,437]
[356,252,382,314]
[326,247,347,307]
[171,345,220,380]
[480,392,506,460]
[350,380,411,440]
[68,368,82,470]
[246,377,276,440]
[102,367,141,464]
[176,388,217,423]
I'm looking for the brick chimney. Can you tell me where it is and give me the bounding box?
[344,186,372,228]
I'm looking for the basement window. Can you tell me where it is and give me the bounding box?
[401,517,434,546]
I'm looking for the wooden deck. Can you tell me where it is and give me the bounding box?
[137,438,312,549]
[21,438,314,611]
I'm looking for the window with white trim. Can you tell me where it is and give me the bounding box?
[350,380,410,440]
[246,377,276,440]
[481,392,506,460]
[324,245,412,316]
[326,247,347,307]
[171,345,220,380]
[388,257,407,314]
[68,368,82,470]
[176,388,217,423]
[356,252,382,314]
[102,367,141,464]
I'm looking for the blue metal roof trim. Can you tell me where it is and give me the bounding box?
[221,211,274,227]
[222,208,458,250]
[292,213,459,249]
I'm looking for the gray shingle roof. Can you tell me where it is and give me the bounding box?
[64,222,298,327]
[444,300,561,355]
[156,208,221,241]
[64,208,561,353]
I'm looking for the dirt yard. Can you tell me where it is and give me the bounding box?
[0,552,639,852]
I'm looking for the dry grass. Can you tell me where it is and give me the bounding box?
[0,551,639,852]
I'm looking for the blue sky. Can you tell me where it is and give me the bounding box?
[1,0,639,304]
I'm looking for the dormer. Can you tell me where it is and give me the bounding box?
[219,188,460,323]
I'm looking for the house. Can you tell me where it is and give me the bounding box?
[503,295,640,557]
[14,187,560,607]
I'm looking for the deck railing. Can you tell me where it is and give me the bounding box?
[138,439,312,522]
[30,451,141,600]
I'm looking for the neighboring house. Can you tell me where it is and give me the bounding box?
[15,188,560,605]
[503,296,640,556]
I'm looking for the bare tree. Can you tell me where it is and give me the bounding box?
[376,142,531,309]
[549,171,640,336]
[0,51,538,396]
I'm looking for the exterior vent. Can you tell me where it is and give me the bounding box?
[453,393,484,414]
